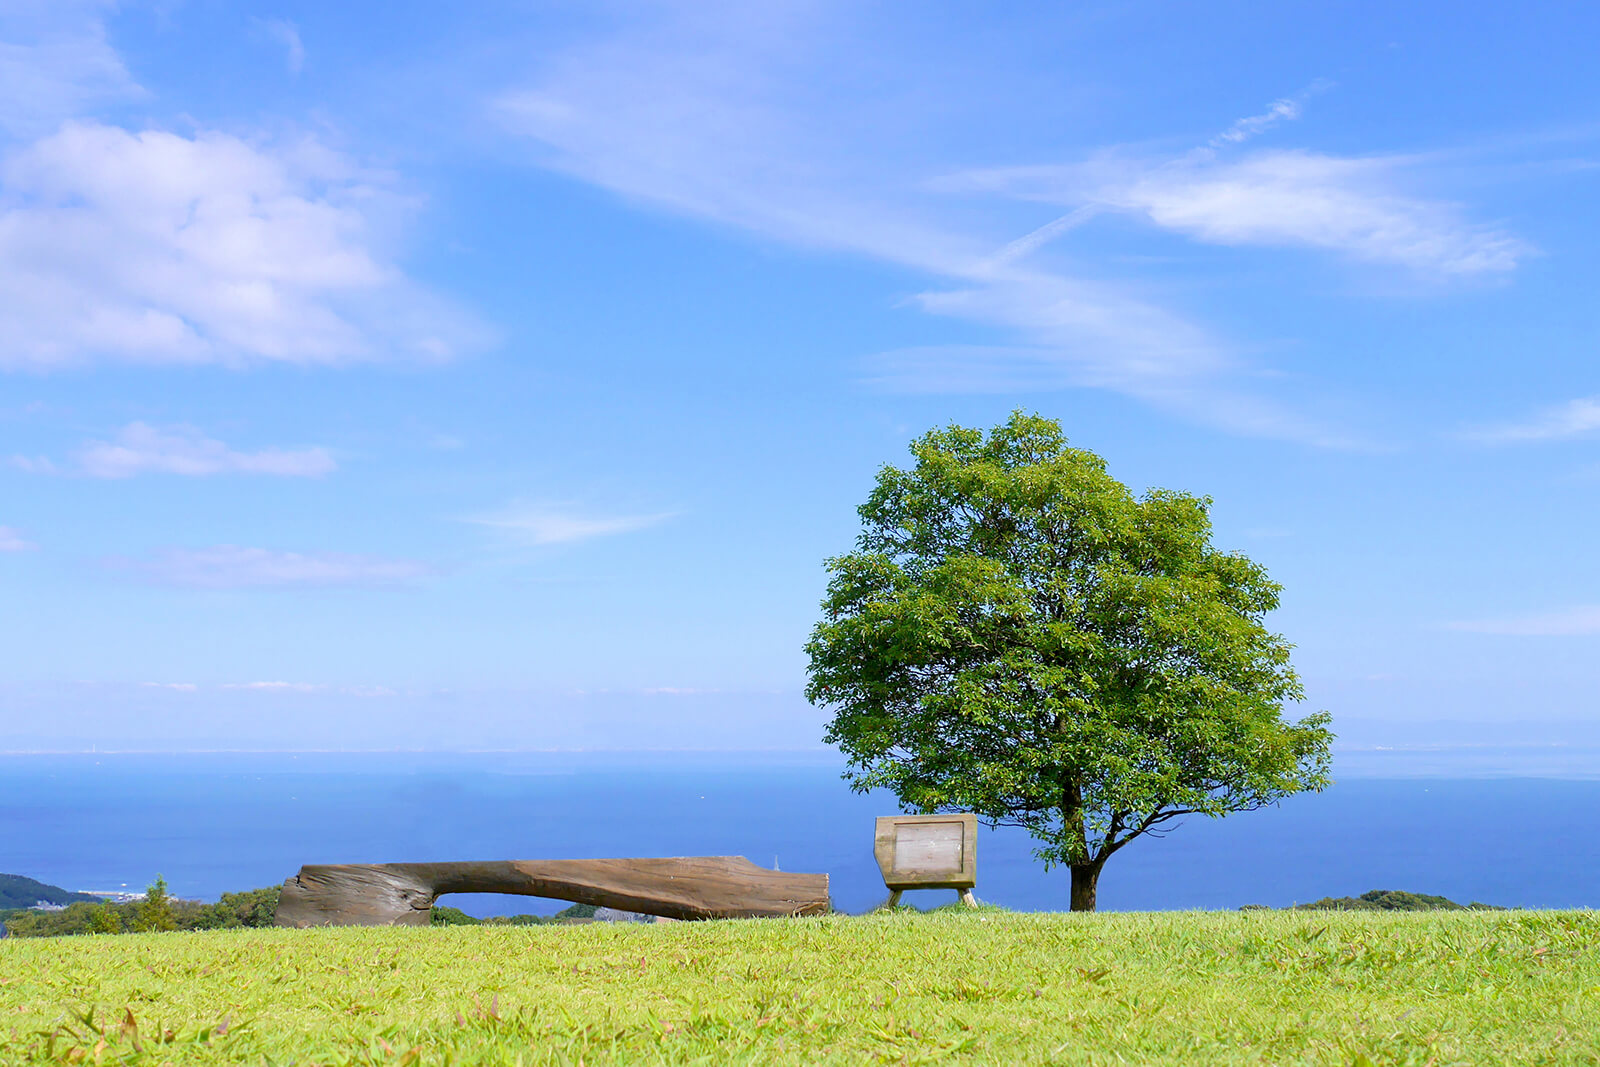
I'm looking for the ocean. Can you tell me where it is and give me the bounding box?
[2,751,1597,916]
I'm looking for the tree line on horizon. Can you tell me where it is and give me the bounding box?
[0,877,279,938]
[0,873,605,937]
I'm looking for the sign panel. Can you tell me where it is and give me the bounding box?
[893,821,964,873]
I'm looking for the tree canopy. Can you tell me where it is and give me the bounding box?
[805,412,1333,910]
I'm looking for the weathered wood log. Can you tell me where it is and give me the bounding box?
[274,856,829,927]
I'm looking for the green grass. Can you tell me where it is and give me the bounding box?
[2,909,1598,1065]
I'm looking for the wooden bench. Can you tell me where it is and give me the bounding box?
[273,857,830,926]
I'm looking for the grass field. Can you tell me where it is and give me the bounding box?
[2,908,1597,1065]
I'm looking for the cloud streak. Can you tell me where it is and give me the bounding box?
[1448,605,1600,636]
[1465,396,1600,443]
[1211,97,1304,146]
[0,0,142,137]
[253,18,305,75]
[491,11,1517,444]
[1207,84,1330,149]
[113,546,433,589]
[489,7,1232,410]
[467,504,675,545]
[948,150,1529,276]
[29,422,339,478]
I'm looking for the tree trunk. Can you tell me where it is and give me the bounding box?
[1069,862,1102,912]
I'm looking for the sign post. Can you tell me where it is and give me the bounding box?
[873,813,978,907]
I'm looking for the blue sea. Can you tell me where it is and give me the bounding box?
[2,751,1597,915]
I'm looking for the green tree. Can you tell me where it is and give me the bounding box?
[130,876,178,932]
[190,887,280,930]
[87,904,124,934]
[805,413,1333,911]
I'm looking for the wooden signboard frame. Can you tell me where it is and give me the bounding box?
[873,813,978,907]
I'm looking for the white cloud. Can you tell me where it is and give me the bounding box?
[949,149,1530,276]
[1465,396,1600,443]
[0,524,36,551]
[488,9,1463,445]
[467,504,674,545]
[66,422,336,478]
[114,545,434,589]
[0,120,488,369]
[1211,97,1303,147]
[253,17,305,75]
[0,4,484,369]
[1448,606,1600,636]
[489,7,1245,409]
[0,1,141,137]
[1207,86,1330,150]
[141,681,198,691]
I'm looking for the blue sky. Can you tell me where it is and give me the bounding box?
[2,0,1598,753]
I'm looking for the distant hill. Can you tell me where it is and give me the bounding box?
[0,874,100,910]
[1260,889,1497,915]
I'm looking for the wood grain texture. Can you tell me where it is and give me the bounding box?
[274,857,830,927]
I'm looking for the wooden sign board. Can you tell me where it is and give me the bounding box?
[874,813,977,905]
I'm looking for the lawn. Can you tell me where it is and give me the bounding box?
[2,908,1597,1065]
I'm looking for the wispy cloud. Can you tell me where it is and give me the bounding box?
[489,7,1235,415]
[489,10,1506,445]
[467,504,675,545]
[1208,84,1330,148]
[113,546,434,589]
[0,525,37,551]
[36,422,338,478]
[947,149,1530,276]
[0,0,142,137]
[1211,98,1303,146]
[945,86,1526,279]
[1464,396,1600,443]
[141,681,198,692]
[975,89,1325,274]
[1447,605,1600,636]
[252,17,305,75]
